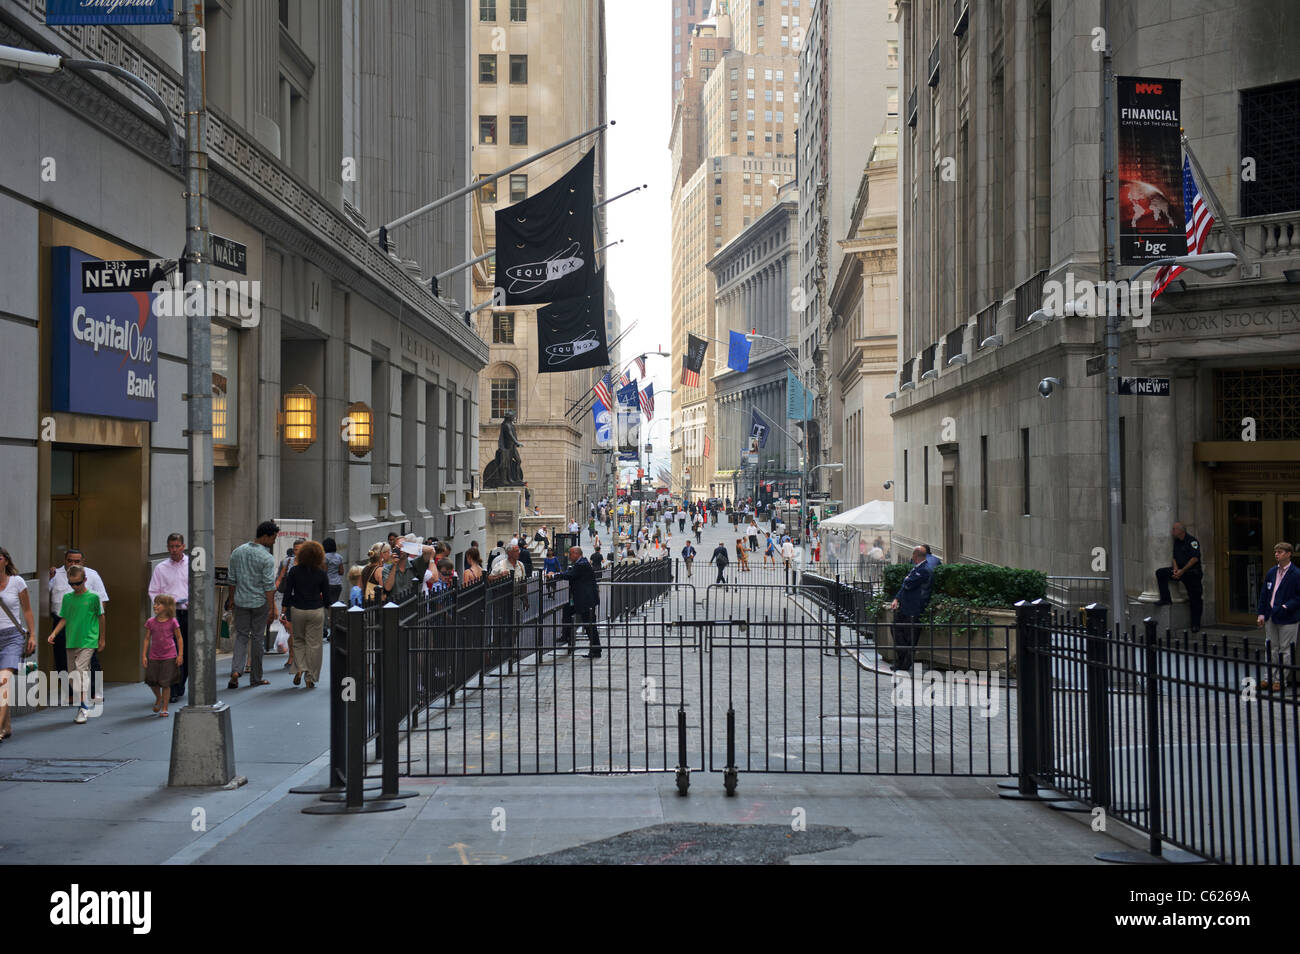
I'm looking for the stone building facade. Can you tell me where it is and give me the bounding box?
[471,0,607,522]
[707,188,801,503]
[0,0,486,683]
[892,0,1300,627]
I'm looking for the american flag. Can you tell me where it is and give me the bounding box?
[592,372,613,411]
[639,383,655,421]
[635,356,647,378]
[1151,157,1214,302]
[619,371,632,388]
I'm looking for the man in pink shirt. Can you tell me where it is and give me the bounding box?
[148,533,189,701]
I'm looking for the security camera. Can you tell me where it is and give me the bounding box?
[1037,376,1062,398]
[883,480,894,490]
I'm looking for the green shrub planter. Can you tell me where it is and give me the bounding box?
[878,606,1020,676]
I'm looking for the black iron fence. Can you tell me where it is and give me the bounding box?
[1015,600,1299,864]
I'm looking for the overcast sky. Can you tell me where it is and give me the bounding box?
[604,0,672,480]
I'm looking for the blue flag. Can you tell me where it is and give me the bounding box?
[727,330,751,373]
[786,369,812,421]
[593,397,612,446]
[617,381,638,407]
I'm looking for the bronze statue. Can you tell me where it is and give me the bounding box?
[483,409,525,487]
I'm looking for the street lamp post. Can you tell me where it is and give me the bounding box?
[1027,250,1237,631]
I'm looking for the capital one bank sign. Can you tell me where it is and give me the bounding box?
[51,246,159,422]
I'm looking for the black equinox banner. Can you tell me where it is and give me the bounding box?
[495,148,596,305]
[536,270,608,373]
[1117,76,1187,264]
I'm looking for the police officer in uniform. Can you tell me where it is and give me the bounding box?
[1155,521,1203,632]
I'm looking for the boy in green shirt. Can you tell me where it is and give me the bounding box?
[47,566,105,723]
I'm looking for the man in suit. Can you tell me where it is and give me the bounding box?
[1257,542,1300,692]
[552,546,601,658]
[888,546,934,673]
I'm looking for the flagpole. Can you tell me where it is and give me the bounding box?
[1180,133,1249,265]
[369,121,613,244]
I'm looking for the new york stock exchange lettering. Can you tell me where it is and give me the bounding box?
[1144,306,1300,337]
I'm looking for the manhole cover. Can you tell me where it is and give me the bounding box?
[0,758,135,782]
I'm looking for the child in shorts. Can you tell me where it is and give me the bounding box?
[143,594,183,717]
[46,566,104,724]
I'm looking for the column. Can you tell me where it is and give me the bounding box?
[1137,364,1179,606]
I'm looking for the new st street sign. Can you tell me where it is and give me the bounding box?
[1118,376,1171,396]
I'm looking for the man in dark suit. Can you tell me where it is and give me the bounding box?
[888,546,934,673]
[1257,541,1300,692]
[552,546,601,659]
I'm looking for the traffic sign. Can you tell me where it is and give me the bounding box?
[1118,376,1170,396]
[1085,354,1106,376]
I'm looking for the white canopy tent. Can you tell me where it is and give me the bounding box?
[816,500,894,578]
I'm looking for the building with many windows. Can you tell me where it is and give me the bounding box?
[0,0,486,684]
[670,0,800,501]
[707,185,800,504]
[796,0,898,492]
[471,0,609,520]
[892,0,1300,627]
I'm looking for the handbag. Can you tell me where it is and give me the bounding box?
[0,594,26,635]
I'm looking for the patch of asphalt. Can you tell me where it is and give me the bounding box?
[510,822,868,865]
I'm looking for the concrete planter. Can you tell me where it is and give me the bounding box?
[879,606,1020,676]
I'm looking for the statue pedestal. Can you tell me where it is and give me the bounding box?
[481,487,525,551]
[521,514,567,556]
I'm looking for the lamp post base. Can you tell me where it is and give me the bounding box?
[168,703,236,787]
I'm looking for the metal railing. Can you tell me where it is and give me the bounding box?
[1014,601,1300,864]
[1013,269,1048,330]
[976,301,998,348]
[1045,575,1110,613]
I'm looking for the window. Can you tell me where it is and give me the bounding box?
[714,194,722,205]
[765,110,772,122]
[887,86,898,116]
[509,54,528,83]
[492,312,515,344]
[478,54,497,83]
[478,115,497,144]
[1021,428,1031,515]
[509,115,528,145]
[887,39,898,69]
[923,446,930,504]
[730,109,738,122]
[765,68,773,80]
[747,88,755,99]
[776,69,784,81]
[980,435,988,510]
[509,174,527,202]
[714,214,722,226]
[479,0,495,21]
[775,111,784,123]
[1240,80,1300,216]
[211,323,237,446]
[757,15,764,26]
[765,88,773,101]
[730,68,739,80]
[747,109,755,121]
[491,374,517,419]
[478,174,497,203]
[731,88,739,101]
[776,89,784,101]
[747,67,755,80]
[510,0,526,22]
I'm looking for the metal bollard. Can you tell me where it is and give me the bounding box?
[1083,603,1112,808]
[378,602,415,800]
[723,708,738,796]
[675,707,690,796]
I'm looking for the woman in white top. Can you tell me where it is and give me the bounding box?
[0,546,37,742]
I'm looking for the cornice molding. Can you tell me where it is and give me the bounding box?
[0,4,487,370]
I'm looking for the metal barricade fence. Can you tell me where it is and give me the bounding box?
[1016,601,1300,864]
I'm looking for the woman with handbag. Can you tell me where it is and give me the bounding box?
[0,546,37,741]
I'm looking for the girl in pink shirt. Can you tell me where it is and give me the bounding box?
[142,595,183,717]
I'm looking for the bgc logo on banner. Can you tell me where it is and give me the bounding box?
[52,247,159,422]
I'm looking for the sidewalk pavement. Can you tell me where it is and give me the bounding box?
[0,631,1145,866]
